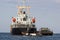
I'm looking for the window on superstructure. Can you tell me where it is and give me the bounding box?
[17,21,18,23]
[23,11,26,14]
[21,18,22,21]
[17,18,18,20]
[23,18,26,21]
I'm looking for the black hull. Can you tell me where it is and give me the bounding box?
[41,33,53,35]
[11,28,37,35]
[11,28,27,35]
[28,28,37,33]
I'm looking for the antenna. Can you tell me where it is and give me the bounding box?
[17,0,20,6]
[27,0,29,6]
[27,0,30,14]
[22,0,26,6]
[17,0,26,6]
[17,0,31,15]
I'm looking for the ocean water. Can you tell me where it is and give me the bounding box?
[0,33,60,40]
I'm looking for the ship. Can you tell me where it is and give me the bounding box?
[10,0,53,36]
[40,28,53,35]
[10,0,37,36]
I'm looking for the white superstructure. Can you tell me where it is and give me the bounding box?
[11,0,36,28]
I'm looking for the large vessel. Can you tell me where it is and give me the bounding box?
[10,0,37,35]
[10,0,53,36]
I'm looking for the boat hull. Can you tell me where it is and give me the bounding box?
[41,32,53,35]
[11,28,37,35]
[11,28,27,35]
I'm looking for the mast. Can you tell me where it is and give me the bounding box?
[17,0,31,16]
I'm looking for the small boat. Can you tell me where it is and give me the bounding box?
[40,28,53,35]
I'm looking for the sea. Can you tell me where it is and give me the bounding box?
[0,33,60,40]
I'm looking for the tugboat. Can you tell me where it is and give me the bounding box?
[10,0,37,35]
[40,28,53,35]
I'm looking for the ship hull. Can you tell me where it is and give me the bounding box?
[41,32,53,35]
[11,28,37,35]
[28,28,36,33]
[11,28,27,35]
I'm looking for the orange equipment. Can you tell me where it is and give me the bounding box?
[32,17,35,23]
[12,17,16,22]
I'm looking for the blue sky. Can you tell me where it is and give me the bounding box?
[0,0,60,33]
